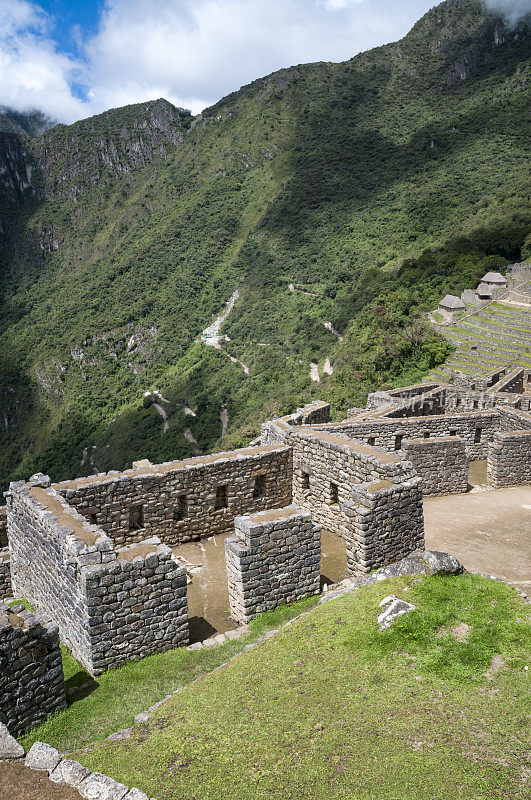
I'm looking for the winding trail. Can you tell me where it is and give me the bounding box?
[153,403,169,432]
[201,289,250,375]
[323,321,343,342]
[220,405,229,437]
[184,428,202,456]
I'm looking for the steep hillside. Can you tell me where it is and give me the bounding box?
[0,106,56,138]
[0,0,529,488]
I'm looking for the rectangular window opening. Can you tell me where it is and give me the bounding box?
[253,474,266,499]
[455,397,461,408]
[473,400,479,409]
[129,504,144,531]
[394,434,403,451]
[474,427,483,443]
[423,432,430,439]
[301,471,310,490]
[367,437,375,446]
[449,429,457,437]
[215,485,228,510]
[330,482,339,505]
[173,495,188,522]
[88,513,97,526]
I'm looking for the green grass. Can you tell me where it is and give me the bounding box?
[19,595,319,753]
[72,574,530,800]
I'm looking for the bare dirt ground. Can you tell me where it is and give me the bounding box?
[0,761,80,800]
[424,486,531,593]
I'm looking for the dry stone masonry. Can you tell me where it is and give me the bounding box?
[54,444,292,547]
[0,372,529,697]
[402,437,469,496]
[225,506,321,624]
[487,431,531,488]
[6,475,188,676]
[0,602,66,737]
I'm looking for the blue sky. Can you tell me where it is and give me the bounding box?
[0,0,527,123]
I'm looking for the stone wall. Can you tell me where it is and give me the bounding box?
[487,431,531,488]
[55,444,292,547]
[498,407,531,432]
[309,410,500,459]
[443,389,498,414]
[288,427,416,537]
[0,548,11,599]
[0,506,7,547]
[225,506,321,624]
[0,602,66,737]
[342,478,424,573]
[402,437,469,496]
[6,479,188,676]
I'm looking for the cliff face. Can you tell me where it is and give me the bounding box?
[0,133,39,208]
[31,98,192,201]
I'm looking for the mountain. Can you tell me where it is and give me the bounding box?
[0,106,56,138]
[0,0,529,489]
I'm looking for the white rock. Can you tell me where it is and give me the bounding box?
[25,741,61,772]
[124,789,150,800]
[378,599,416,630]
[78,771,130,800]
[0,722,25,760]
[59,759,92,787]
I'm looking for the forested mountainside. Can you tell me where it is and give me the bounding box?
[0,0,529,489]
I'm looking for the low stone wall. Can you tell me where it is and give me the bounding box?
[225,506,321,624]
[55,444,292,547]
[342,478,424,573]
[0,602,66,737]
[443,389,497,414]
[6,478,188,675]
[498,407,531,432]
[0,506,7,547]
[0,548,11,598]
[491,367,526,395]
[402,437,469,496]
[309,410,500,459]
[487,431,531,488]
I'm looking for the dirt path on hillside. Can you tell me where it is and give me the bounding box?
[220,405,229,437]
[323,321,343,342]
[201,290,250,375]
[153,403,169,432]
[0,761,80,800]
[184,428,202,456]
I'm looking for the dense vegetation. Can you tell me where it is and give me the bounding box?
[0,0,529,488]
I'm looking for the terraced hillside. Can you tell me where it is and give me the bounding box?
[429,300,531,382]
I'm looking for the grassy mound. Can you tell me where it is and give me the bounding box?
[64,573,531,800]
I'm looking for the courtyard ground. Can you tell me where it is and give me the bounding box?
[424,486,531,594]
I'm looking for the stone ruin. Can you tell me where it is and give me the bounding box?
[0,368,529,735]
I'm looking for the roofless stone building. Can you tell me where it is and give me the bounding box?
[0,366,529,735]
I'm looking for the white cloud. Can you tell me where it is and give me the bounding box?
[483,0,531,26]
[0,0,439,123]
[0,0,86,121]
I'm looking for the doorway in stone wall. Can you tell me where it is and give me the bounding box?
[172,527,348,643]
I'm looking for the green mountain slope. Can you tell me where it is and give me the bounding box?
[0,0,529,488]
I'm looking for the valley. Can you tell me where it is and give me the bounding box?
[0,0,529,492]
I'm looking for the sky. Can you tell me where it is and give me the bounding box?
[0,0,528,124]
